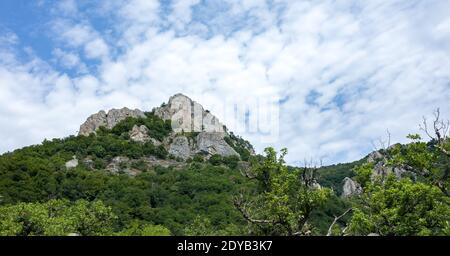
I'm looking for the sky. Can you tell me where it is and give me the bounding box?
[0,0,449,165]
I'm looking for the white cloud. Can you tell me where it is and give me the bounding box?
[56,0,78,16]
[84,38,109,60]
[52,48,86,71]
[0,0,449,165]
[52,20,110,60]
[0,32,19,46]
[169,0,201,30]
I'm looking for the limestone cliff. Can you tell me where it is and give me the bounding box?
[79,107,146,136]
[154,93,225,133]
[77,94,243,160]
[341,177,362,197]
[366,147,409,180]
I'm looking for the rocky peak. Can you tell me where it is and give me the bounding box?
[79,107,145,136]
[154,93,225,134]
[155,94,239,160]
[366,147,409,180]
[342,177,362,197]
[77,94,247,160]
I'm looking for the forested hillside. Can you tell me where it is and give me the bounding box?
[0,108,449,236]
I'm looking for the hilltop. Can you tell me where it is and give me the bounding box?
[0,93,354,235]
[0,94,447,236]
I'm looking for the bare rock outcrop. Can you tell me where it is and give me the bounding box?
[168,136,192,160]
[129,125,150,143]
[196,132,238,157]
[65,156,79,169]
[155,93,224,133]
[78,111,107,136]
[157,94,240,159]
[78,94,249,160]
[367,149,409,180]
[79,107,145,136]
[106,156,130,174]
[129,125,162,145]
[342,177,362,197]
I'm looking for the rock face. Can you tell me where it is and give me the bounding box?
[106,156,130,174]
[65,156,79,169]
[79,107,145,136]
[78,94,248,160]
[342,177,362,197]
[168,136,192,160]
[129,125,150,143]
[367,149,408,180]
[105,155,186,176]
[155,94,239,159]
[106,156,141,176]
[196,132,238,157]
[155,93,224,133]
[367,151,383,163]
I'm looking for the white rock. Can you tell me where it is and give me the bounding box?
[79,107,145,136]
[155,94,224,133]
[342,177,362,197]
[196,132,238,157]
[106,156,130,173]
[168,136,192,160]
[65,156,79,169]
[129,125,150,143]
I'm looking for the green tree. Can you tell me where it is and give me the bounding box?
[0,199,117,236]
[183,216,242,236]
[348,111,450,236]
[115,221,171,236]
[234,147,331,235]
[388,110,450,198]
[348,176,450,236]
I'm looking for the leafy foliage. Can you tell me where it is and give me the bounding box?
[348,132,450,236]
[208,154,240,169]
[0,199,116,236]
[348,176,450,236]
[1,108,449,236]
[315,160,363,195]
[111,113,172,141]
[0,152,254,235]
[224,132,253,161]
[115,221,171,236]
[234,148,332,235]
[183,216,242,236]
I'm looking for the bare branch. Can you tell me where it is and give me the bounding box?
[327,208,352,236]
[233,195,272,224]
[420,116,434,140]
[386,129,391,149]
[420,108,449,156]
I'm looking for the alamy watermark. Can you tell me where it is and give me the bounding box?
[168,95,280,143]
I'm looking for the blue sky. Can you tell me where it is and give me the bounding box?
[0,0,449,165]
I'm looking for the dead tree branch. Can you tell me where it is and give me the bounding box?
[233,194,272,224]
[327,208,352,236]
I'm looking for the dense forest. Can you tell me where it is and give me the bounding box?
[0,111,449,236]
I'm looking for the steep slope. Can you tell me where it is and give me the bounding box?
[0,93,357,235]
[78,94,254,161]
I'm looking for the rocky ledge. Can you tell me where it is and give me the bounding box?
[78,94,245,160]
[79,107,146,136]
